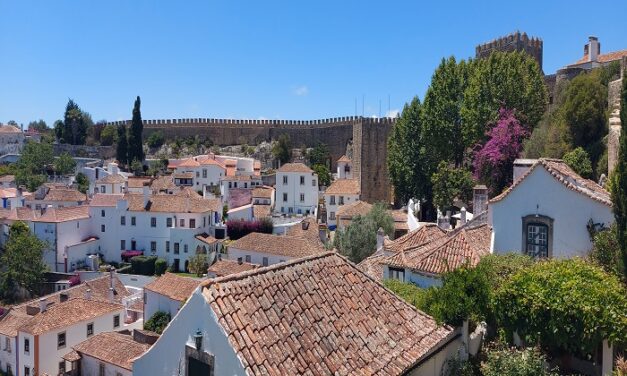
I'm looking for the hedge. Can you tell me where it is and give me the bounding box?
[130,255,158,276]
[155,258,168,276]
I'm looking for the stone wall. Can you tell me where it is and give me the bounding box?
[476,31,543,70]
[53,143,116,159]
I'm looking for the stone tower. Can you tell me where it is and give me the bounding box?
[475,31,543,70]
[608,57,626,174]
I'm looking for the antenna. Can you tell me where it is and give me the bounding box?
[388,95,391,117]
[362,95,364,117]
[354,98,357,117]
[379,99,382,118]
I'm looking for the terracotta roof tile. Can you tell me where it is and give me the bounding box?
[325,179,360,195]
[0,188,31,199]
[207,259,260,278]
[201,252,453,375]
[277,163,313,173]
[90,194,124,207]
[195,233,218,245]
[570,49,627,66]
[127,177,152,189]
[125,191,221,213]
[252,186,273,199]
[384,223,448,254]
[26,188,86,203]
[34,205,90,223]
[356,253,387,282]
[490,158,611,206]
[336,200,372,218]
[0,175,15,183]
[72,332,151,370]
[143,273,201,302]
[173,172,194,179]
[285,218,325,249]
[96,174,127,184]
[150,175,177,191]
[177,158,200,168]
[337,155,351,163]
[229,232,324,258]
[252,204,271,219]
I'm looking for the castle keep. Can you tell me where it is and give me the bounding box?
[107,116,395,203]
[476,31,543,70]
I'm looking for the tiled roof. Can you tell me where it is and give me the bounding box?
[72,332,151,370]
[201,252,453,375]
[0,175,15,183]
[177,158,200,168]
[356,253,387,282]
[252,204,271,219]
[34,206,90,223]
[196,233,218,245]
[20,298,123,335]
[221,175,252,181]
[490,158,611,206]
[96,174,127,184]
[27,188,86,203]
[337,155,351,163]
[207,259,259,278]
[90,194,124,207]
[570,49,627,66]
[0,125,21,133]
[198,156,225,168]
[325,179,360,195]
[384,223,448,254]
[173,172,194,179]
[127,177,152,189]
[384,225,491,275]
[0,188,31,199]
[229,232,324,258]
[4,207,40,221]
[251,186,273,199]
[126,191,221,213]
[285,218,325,249]
[143,273,201,302]
[277,162,313,173]
[336,200,372,218]
[150,175,177,191]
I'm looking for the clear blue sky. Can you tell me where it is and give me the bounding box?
[1,1,626,126]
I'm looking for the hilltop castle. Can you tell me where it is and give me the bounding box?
[475,31,543,70]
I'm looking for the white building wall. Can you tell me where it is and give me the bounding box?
[324,193,359,227]
[227,247,292,266]
[143,290,183,322]
[408,334,463,376]
[81,353,131,376]
[0,335,17,375]
[490,167,614,258]
[274,171,318,215]
[133,289,247,376]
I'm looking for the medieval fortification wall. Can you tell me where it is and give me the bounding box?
[107,116,395,202]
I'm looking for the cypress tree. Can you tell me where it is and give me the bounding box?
[611,70,627,270]
[116,124,128,166]
[127,96,144,164]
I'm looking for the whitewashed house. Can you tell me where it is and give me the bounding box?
[133,253,461,376]
[336,155,353,179]
[24,185,87,209]
[0,187,30,209]
[0,124,25,155]
[143,273,201,321]
[274,163,318,215]
[227,232,323,266]
[323,179,360,228]
[489,158,614,259]
[94,173,127,194]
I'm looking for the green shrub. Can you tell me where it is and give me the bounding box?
[147,131,165,148]
[154,258,168,276]
[144,311,171,334]
[116,264,132,274]
[481,345,557,376]
[382,279,428,309]
[130,255,157,276]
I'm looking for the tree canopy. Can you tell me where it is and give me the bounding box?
[563,147,593,179]
[272,133,292,165]
[54,152,76,176]
[54,99,91,145]
[127,96,145,164]
[612,69,627,278]
[15,141,54,191]
[431,161,474,212]
[116,124,128,166]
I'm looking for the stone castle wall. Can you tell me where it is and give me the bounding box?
[476,31,543,69]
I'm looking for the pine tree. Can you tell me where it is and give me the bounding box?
[611,70,627,271]
[127,96,144,164]
[116,124,128,166]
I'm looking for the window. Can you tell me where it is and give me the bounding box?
[166,241,170,253]
[202,169,207,178]
[300,193,305,202]
[174,243,180,254]
[262,257,269,266]
[203,217,206,227]
[184,244,188,253]
[99,363,105,376]
[59,362,66,374]
[330,212,336,220]
[87,322,94,336]
[245,255,251,263]
[190,219,196,228]
[113,315,120,328]
[388,267,405,281]
[101,185,106,193]
[5,337,11,352]
[24,338,29,354]
[522,215,553,259]
[101,224,105,233]
[237,257,243,263]
[283,193,287,202]
[151,217,157,227]
[330,196,336,205]
[151,241,157,253]
[120,240,126,250]
[24,366,30,376]
[312,179,316,187]
[57,332,66,349]
[167,217,172,227]
[131,216,136,226]
[300,176,305,185]
[120,216,126,226]
[180,219,185,227]
[101,209,105,217]
[339,196,344,205]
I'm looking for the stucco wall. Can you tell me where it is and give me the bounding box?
[274,170,318,215]
[227,247,292,266]
[81,353,131,376]
[144,290,183,322]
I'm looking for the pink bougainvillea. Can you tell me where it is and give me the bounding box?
[473,108,529,196]
[69,274,81,287]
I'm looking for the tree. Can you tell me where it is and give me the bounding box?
[75,172,89,194]
[462,51,547,147]
[422,57,471,166]
[144,311,171,334]
[127,96,145,164]
[481,345,558,376]
[27,119,48,132]
[188,254,208,277]
[431,162,474,212]
[146,131,165,148]
[473,109,529,196]
[589,225,625,282]
[272,134,292,165]
[7,120,18,126]
[155,258,168,276]
[130,159,144,176]
[612,69,627,278]
[58,99,89,145]
[0,221,47,302]
[116,125,128,165]
[312,164,331,187]
[495,258,627,357]
[308,143,330,167]
[333,203,394,263]
[99,125,118,146]
[563,147,593,179]
[54,153,76,176]
[15,141,54,191]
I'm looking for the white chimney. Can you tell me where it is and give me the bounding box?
[376,227,385,251]
[109,267,115,290]
[39,298,47,313]
[588,36,600,62]
[108,162,119,175]
[473,185,488,215]
[109,287,115,302]
[85,288,92,300]
[460,207,467,225]
[142,184,150,208]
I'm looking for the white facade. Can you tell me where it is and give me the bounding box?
[0,126,25,156]
[382,264,443,289]
[80,353,131,376]
[274,170,318,215]
[0,334,17,376]
[490,166,614,259]
[227,247,291,267]
[324,192,359,228]
[33,216,95,272]
[143,290,184,323]
[133,289,247,376]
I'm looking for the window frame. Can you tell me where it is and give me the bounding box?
[23,338,29,354]
[87,322,94,337]
[57,332,66,349]
[120,216,126,226]
[113,314,120,328]
[151,217,157,227]
[521,215,553,259]
[388,267,405,281]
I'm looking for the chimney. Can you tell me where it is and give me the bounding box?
[301,220,309,231]
[108,162,119,175]
[588,36,600,62]
[109,287,115,302]
[460,207,467,225]
[60,293,69,303]
[85,288,92,300]
[109,267,115,290]
[376,227,385,251]
[473,185,488,215]
[39,298,47,313]
[142,184,150,208]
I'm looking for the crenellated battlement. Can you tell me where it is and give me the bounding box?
[476,31,543,69]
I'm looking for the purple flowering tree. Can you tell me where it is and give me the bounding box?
[473,109,529,196]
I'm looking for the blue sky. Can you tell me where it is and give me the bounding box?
[1,1,626,126]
